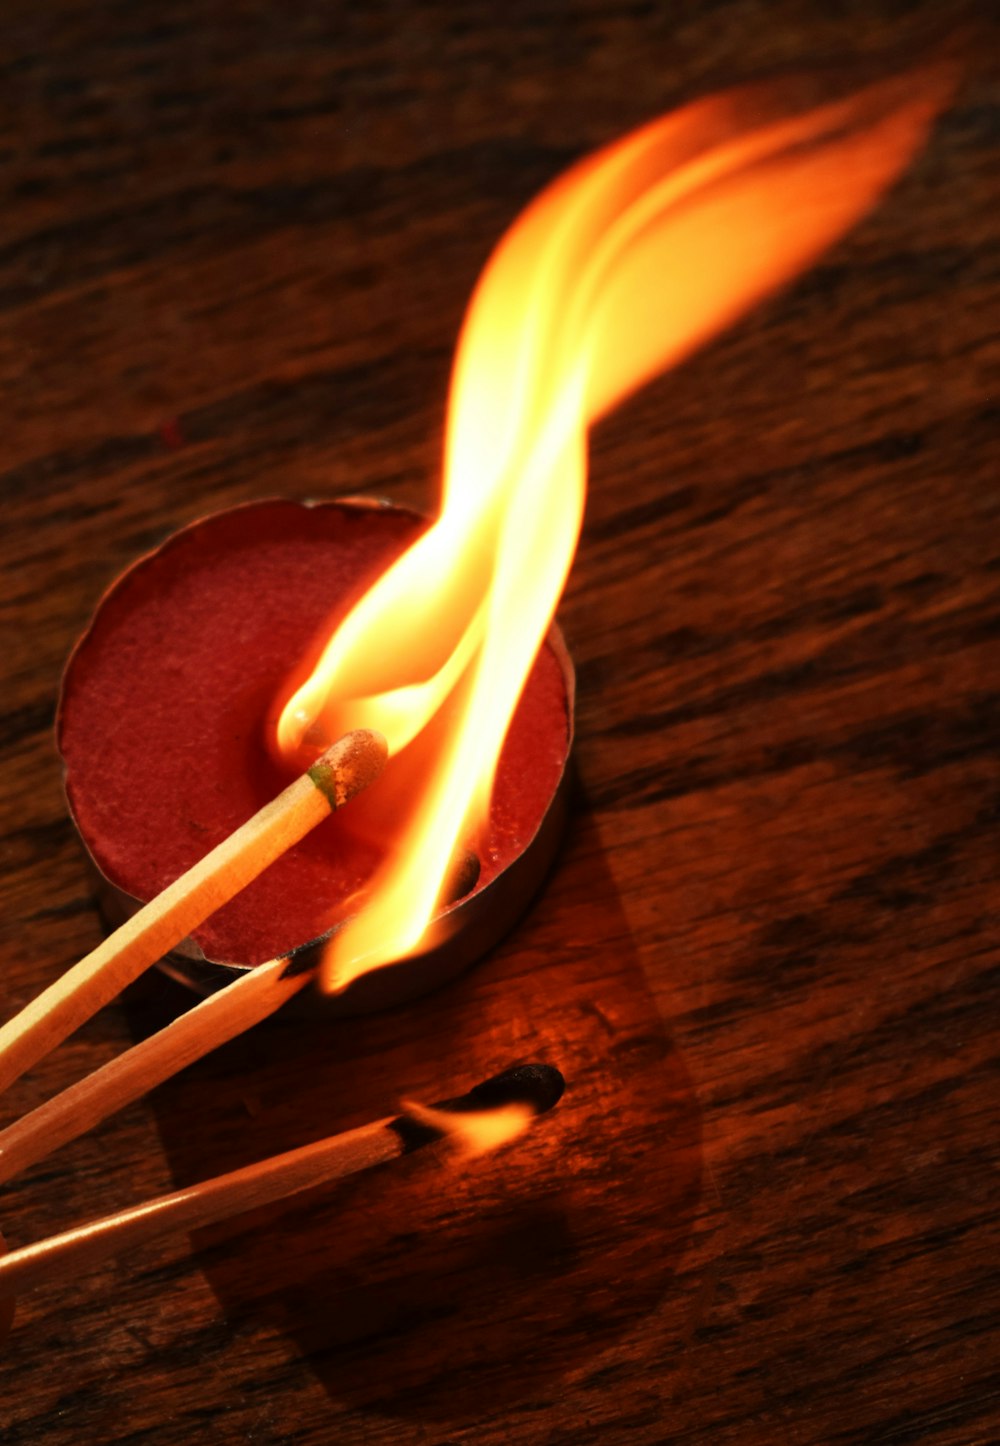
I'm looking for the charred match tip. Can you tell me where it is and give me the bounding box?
[307,728,388,810]
[393,1058,566,1145]
[391,1063,566,1151]
[460,1063,565,1117]
[278,926,339,980]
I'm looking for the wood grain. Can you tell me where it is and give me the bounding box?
[0,4,997,1444]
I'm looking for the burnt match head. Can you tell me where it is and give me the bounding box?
[279,927,338,980]
[455,1063,565,1116]
[391,1063,565,1154]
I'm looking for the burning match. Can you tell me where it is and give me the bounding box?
[0,1064,564,1304]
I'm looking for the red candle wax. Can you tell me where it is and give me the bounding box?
[58,499,572,1008]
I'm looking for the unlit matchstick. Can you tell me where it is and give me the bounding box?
[0,1063,564,1299]
[0,729,387,1098]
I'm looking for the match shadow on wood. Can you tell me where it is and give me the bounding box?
[122,800,702,1428]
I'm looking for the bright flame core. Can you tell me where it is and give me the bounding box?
[401,1100,535,1159]
[277,68,951,991]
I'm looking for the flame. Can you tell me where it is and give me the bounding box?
[276,67,951,991]
[401,1100,535,1159]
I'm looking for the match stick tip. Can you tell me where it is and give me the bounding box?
[392,1063,565,1154]
[309,728,388,809]
[464,1062,565,1116]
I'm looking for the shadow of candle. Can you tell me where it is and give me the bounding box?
[122,798,703,1429]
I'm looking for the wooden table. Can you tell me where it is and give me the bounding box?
[0,5,996,1443]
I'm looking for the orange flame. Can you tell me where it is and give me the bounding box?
[277,68,951,991]
[400,1100,535,1159]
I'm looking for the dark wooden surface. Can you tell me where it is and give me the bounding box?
[0,5,997,1443]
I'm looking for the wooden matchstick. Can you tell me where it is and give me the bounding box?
[0,851,484,1189]
[0,937,331,1186]
[0,729,387,1098]
[0,1064,564,1300]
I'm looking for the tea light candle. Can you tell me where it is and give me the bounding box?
[58,497,574,1013]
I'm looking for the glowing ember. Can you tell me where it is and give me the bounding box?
[401,1099,535,1158]
[276,67,951,992]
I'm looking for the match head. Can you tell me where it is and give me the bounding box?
[459,1063,565,1117]
[308,728,388,809]
[278,926,338,980]
[392,1063,565,1155]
